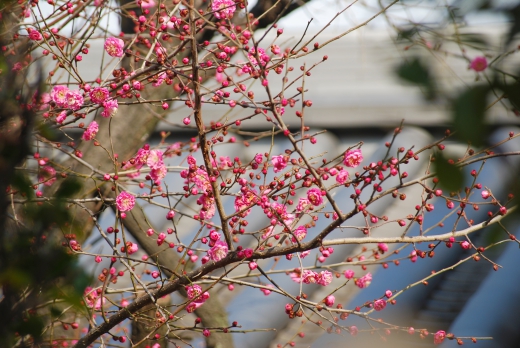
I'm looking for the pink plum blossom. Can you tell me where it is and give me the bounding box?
[291,226,307,243]
[65,90,84,110]
[344,149,363,168]
[116,191,135,212]
[434,330,446,344]
[336,170,349,184]
[207,241,228,261]
[89,87,109,104]
[470,56,487,72]
[51,85,69,108]
[211,0,236,19]
[29,30,42,41]
[374,299,387,311]
[271,155,288,173]
[104,37,124,57]
[38,166,56,186]
[344,269,355,279]
[101,99,118,117]
[355,272,372,289]
[481,190,490,199]
[55,111,67,124]
[301,270,318,284]
[317,271,333,286]
[324,295,335,306]
[82,121,98,141]
[307,188,323,206]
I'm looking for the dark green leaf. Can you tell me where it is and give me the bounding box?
[11,172,34,199]
[55,178,82,199]
[452,85,489,146]
[396,57,436,100]
[433,152,464,193]
[37,122,59,141]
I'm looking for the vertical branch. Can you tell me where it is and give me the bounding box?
[190,0,233,249]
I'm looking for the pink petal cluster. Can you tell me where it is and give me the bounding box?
[29,30,42,41]
[104,37,124,57]
[355,272,372,289]
[336,169,349,184]
[116,191,135,212]
[433,330,446,345]
[38,166,56,186]
[234,188,258,217]
[296,197,311,213]
[374,299,387,311]
[82,121,98,141]
[317,270,333,286]
[65,90,84,110]
[307,188,324,206]
[291,225,307,243]
[89,87,109,104]
[51,85,70,108]
[293,270,332,286]
[271,155,288,173]
[101,99,118,117]
[270,202,294,226]
[185,284,210,313]
[470,56,487,72]
[211,0,236,19]
[83,287,105,310]
[344,149,363,168]
[207,241,228,261]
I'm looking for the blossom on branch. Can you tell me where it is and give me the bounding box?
[116,191,135,212]
[343,149,363,168]
[104,37,124,57]
[211,0,236,19]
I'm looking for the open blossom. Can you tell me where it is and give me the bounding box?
[82,121,98,141]
[146,149,164,169]
[89,87,109,104]
[55,111,67,124]
[211,0,236,19]
[65,90,84,110]
[207,240,228,261]
[317,271,333,286]
[374,299,387,311]
[38,166,56,186]
[336,169,349,184]
[307,188,324,206]
[296,197,311,212]
[101,99,118,117]
[29,30,42,41]
[355,272,372,289]
[470,56,487,72]
[301,270,318,284]
[344,149,363,168]
[116,191,135,212]
[434,330,446,344]
[104,37,124,57]
[150,164,167,185]
[291,225,307,243]
[197,194,216,220]
[137,0,155,7]
[126,242,138,254]
[186,284,203,300]
[271,155,288,173]
[51,85,69,108]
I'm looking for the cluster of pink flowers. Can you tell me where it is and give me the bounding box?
[83,287,105,310]
[373,299,387,311]
[211,0,236,19]
[179,156,216,220]
[354,272,372,289]
[234,187,258,217]
[206,240,228,262]
[271,155,288,173]
[434,330,446,344]
[51,85,84,111]
[123,145,167,185]
[101,99,118,117]
[306,188,324,206]
[291,225,307,242]
[336,169,349,184]
[89,87,109,104]
[82,121,98,141]
[116,191,135,212]
[104,37,124,57]
[185,284,210,313]
[343,149,363,168]
[470,56,487,72]
[38,166,56,186]
[247,46,271,67]
[291,269,333,286]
